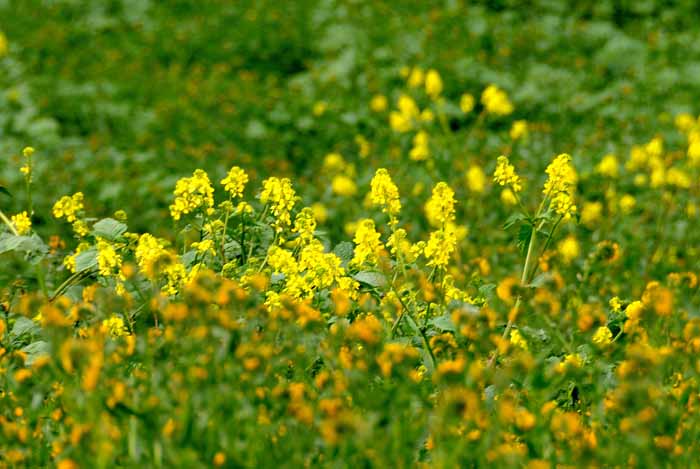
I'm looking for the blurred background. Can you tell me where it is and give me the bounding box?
[2,0,700,241]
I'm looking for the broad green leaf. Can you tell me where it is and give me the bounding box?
[75,248,98,272]
[92,218,127,240]
[353,271,386,288]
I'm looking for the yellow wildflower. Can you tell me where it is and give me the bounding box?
[460,93,475,113]
[260,177,297,232]
[370,168,401,218]
[425,69,443,98]
[509,120,528,140]
[370,94,388,113]
[424,226,456,269]
[424,182,456,227]
[11,211,31,235]
[170,169,215,221]
[331,175,357,197]
[97,239,122,277]
[102,316,128,338]
[221,166,248,198]
[596,154,619,178]
[493,155,522,193]
[481,84,513,116]
[350,219,384,267]
[592,326,613,346]
[53,192,84,223]
[509,329,528,350]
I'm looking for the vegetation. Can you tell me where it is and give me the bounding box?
[2,1,700,467]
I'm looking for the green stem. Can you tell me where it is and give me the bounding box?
[0,210,19,236]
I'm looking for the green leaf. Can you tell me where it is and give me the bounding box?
[0,185,11,197]
[75,249,98,272]
[517,224,533,253]
[92,218,127,240]
[0,233,48,255]
[333,241,354,265]
[11,317,39,339]
[21,341,50,365]
[353,271,386,288]
[429,313,456,332]
[503,212,526,230]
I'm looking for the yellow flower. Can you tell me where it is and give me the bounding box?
[332,175,357,197]
[619,194,636,213]
[543,153,577,219]
[260,177,297,232]
[557,235,580,264]
[97,239,122,277]
[481,84,513,116]
[509,329,528,350]
[170,169,215,221]
[370,94,388,113]
[102,315,128,338]
[425,69,443,99]
[493,155,522,193]
[370,168,401,218]
[500,188,518,205]
[53,192,84,223]
[424,182,456,227]
[221,166,248,198]
[687,141,700,165]
[460,93,475,113]
[10,211,31,235]
[675,113,695,132]
[580,201,603,228]
[557,353,583,372]
[350,219,384,267]
[424,226,456,269]
[407,67,424,88]
[466,165,486,193]
[311,203,327,224]
[292,208,317,243]
[409,131,430,161]
[509,120,528,140]
[390,94,420,133]
[596,154,619,177]
[592,326,613,346]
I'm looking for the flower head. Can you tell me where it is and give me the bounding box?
[370,169,401,219]
[425,182,456,227]
[170,169,215,221]
[11,211,31,235]
[221,166,248,198]
[53,192,84,223]
[493,156,522,193]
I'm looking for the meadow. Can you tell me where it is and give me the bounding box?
[2,1,700,467]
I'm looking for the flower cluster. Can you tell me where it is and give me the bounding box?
[170,169,215,220]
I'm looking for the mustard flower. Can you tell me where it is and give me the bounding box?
[221,166,248,198]
[170,169,215,221]
[350,219,384,267]
[409,131,430,161]
[260,177,296,232]
[0,31,7,57]
[509,120,528,140]
[425,69,443,99]
[10,211,31,235]
[97,239,122,277]
[293,207,317,244]
[53,192,84,223]
[425,182,456,227]
[592,326,613,346]
[460,93,475,113]
[493,155,522,193]
[481,84,513,116]
[424,226,456,269]
[370,168,401,218]
[466,165,486,194]
[543,153,577,219]
[102,315,128,338]
[509,329,528,350]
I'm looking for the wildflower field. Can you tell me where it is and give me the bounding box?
[3,1,700,467]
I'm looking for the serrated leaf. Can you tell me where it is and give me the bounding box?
[92,218,127,240]
[74,249,98,272]
[353,271,386,288]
